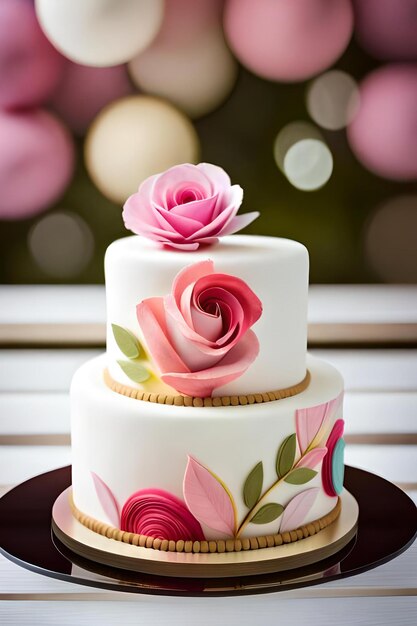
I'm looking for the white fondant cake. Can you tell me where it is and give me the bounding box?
[69,163,346,550]
[71,353,343,541]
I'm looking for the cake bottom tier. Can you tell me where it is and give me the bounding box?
[71,354,345,547]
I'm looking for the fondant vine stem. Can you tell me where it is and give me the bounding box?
[235,447,313,538]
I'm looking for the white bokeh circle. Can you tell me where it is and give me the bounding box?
[129,28,237,118]
[307,70,360,130]
[283,139,333,191]
[35,0,164,67]
[85,95,200,203]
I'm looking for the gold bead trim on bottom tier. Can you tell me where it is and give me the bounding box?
[103,368,311,407]
[70,493,341,554]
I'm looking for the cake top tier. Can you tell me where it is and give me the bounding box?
[122,162,259,250]
[105,234,308,399]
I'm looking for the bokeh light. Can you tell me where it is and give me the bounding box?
[306,70,360,130]
[348,65,417,181]
[85,95,200,203]
[129,19,237,118]
[50,62,134,136]
[0,109,74,221]
[28,211,94,278]
[364,196,417,283]
[35,0,164,67]
[274,122,333,191]
[224,0,353,82]
[0,0,64,110]
[353,0,417,61]
[284,140,333,191]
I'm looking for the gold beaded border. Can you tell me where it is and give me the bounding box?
[103,369,311,407]
[70,494,340,554]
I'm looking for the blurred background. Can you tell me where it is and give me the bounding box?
[0,0,417,285]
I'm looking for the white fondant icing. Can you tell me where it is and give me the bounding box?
[71,354,343,540]
[105,235,309,396]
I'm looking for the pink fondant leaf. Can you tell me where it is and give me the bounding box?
[183,456,236,537]
[295,404,327,455]
[296,447,327,470]
[279,488,319,533]
[91,472,120,528]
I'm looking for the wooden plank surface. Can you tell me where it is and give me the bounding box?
[0,597,416,626]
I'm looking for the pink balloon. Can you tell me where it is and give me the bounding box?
[0,0,64,110]
[50,62,135,136]
[347,65,417,181]
[353,0,417,61]
[0,109,75,220]
[224,0,353,82]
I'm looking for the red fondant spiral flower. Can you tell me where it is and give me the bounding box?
[120,488,204,541]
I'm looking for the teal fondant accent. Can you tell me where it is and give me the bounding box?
[332,438,345,495]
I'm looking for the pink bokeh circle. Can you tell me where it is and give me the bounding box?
[50,62,135,136]
[224,0,353,82]
[353,0,417,61]
[347,65,417,181]
[0,109,75,220]
[0,0,64,110]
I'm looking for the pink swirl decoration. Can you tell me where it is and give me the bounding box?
[120,488,204,541]
[322,419,345,497]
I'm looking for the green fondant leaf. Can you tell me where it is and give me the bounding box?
[276,433,297,478]
[243,461,263,509]
[112,324,141,359]
[285,468,317,485]
[250,503,284,525]
[117,360,150,383]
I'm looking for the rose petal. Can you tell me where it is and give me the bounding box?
[191,304,223,342]
[211,184,243,221]
[123,193,179,236]
[152,164,212,209]
[166,304,223,370]
[172,260,215,308]
[179,282,195,327]
[217,211,260,236]
[190,187,243,240]
[196,163,231,193]
[193,273,262,331]
[161,330,259,397]
[162,241,201,251]
[155,205,205,238]
[169,194,218,225]
[136,297,189,375]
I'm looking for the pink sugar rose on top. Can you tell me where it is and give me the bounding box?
[122,163,259,250]
[137,260,263,397]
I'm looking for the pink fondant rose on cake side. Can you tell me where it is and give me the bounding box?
[122,163,259,250]
[121,489,204,541]
[137,260,263,397]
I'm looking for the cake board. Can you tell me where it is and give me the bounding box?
[51,487,358,578]
[0,465,416,596]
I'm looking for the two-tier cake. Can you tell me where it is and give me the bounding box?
[70,163,345,555]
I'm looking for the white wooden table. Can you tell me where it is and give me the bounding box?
[0,285,416,625]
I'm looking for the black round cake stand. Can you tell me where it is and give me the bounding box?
[0,466,416,597]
